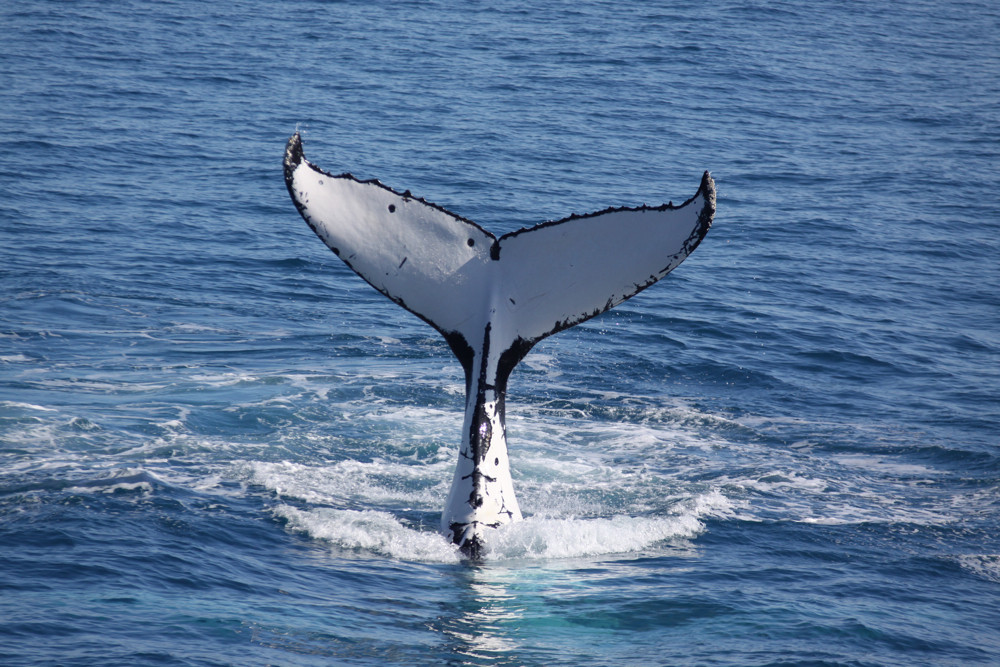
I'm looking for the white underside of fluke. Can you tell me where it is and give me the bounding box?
[283,133,716,557]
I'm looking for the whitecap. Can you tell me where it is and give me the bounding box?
[0,401,57,412]
[484,513,705,560]
[957,554,1000,584]
[63,468,159,495]
[238,458,452,509]
[0,354,34,363]
[275,505,461,563]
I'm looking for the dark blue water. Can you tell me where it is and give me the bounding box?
[2,1,999,664]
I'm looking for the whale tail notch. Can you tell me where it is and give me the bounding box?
[283,132,715,556]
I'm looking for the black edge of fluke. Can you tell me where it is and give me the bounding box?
[285,132,303,166]
[687,170,716,257]
[285,132,497,240]
[700,170,716,221]
[498,169,717,244]
[283,133,309,223]
[284,132,303,184]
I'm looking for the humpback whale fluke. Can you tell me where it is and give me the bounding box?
[283,133,715,558]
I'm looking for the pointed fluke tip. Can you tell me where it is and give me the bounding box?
[701,170,715,197]
[700,171,717,217]
[285,132,304,169]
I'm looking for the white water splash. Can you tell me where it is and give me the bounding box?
[275,505,462,562]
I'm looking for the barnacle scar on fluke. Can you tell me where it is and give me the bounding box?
[282,132,716,559]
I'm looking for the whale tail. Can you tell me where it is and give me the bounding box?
[283,133,715,556]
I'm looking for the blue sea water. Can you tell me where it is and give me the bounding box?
[2,0,999,664]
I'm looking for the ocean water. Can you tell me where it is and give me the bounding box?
[2,0,999,664]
